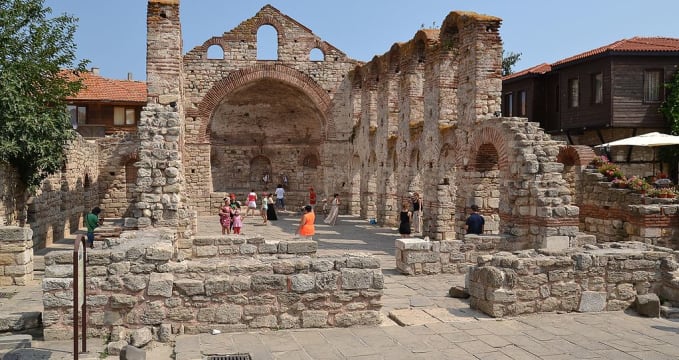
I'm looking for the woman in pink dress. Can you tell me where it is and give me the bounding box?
[219,198,233,235]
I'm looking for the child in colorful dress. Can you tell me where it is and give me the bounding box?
[232,207,243,234]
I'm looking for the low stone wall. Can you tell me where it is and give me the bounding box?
[180,235,317,260]
[42,229,382,341]
[395,235,532,275]
[467,243,677,318]
[578,169,679,248]
[0,226,34,286]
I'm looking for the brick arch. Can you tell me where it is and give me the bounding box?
[251,14,285,38]
[197,64,332,142]
[557,145,596,166]
[467,127,510,172]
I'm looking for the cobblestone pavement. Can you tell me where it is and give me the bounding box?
[3,212,679,359]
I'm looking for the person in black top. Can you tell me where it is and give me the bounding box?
[465,204,484,235]
[411,192,423,233]
[398,202,412,238]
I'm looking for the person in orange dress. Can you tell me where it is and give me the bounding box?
[296,205,315,240]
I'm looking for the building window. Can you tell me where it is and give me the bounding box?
[114,107,136,125]
[68,105,87,125]
[503,93,513,117]
[644,69,663,102]
[568,78,579,108]
[518,90,527,116]
[592,73,603,104]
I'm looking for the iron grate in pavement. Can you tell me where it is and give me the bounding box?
[0,292,16,299]
[206,354,252,360]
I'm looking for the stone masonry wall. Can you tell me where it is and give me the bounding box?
[578,168,679,249]
[0,226,33,286]
[42,229,382,340]
[467,244,676,318]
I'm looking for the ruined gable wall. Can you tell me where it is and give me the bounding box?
[180,5,359,214]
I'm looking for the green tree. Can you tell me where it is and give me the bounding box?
[502,50,522,76]
[658,69,679,179]
[0,0,88,192]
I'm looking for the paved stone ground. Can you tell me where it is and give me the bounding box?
[3,212,679,359]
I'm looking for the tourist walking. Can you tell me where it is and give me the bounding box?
[465,204,484,235]
[275,184,286,211]
[296,205,315,240]
[246,189,257,217]
[260,192,269,224]
[232,207,243,235]
[85,206,103,248]
[266,193,278,221]
[411,192,423,234]
[323,193,340,226]
[398,202,412,238]
[219,198,233,235]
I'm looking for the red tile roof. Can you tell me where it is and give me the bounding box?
[553,37,679,67]
[62,70,147,103]
[503,63,551,81]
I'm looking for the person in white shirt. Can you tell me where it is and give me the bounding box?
[275,184,286,211]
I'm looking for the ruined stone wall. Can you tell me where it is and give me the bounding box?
[578,168,679,248]
[467,245,676,318]
[334,11,579,245]
[42,230,383,340]
[27,136,99,249]
[98,133,139,218]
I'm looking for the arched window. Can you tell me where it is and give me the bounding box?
[257,25,278,60]
[302,154,320,169]
[207,44,224,60]
[309,48,324,61]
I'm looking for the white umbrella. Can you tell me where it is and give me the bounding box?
[594,132,679,174]
[594,132,679,148]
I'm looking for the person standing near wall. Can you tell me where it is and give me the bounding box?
[411,192,423,234]
[246,189,257,217]
[260,192,269,224]
[296,205,315,240]
[398,202,412,238]
[85,207,103,248]
[219,198,233,235]
[465,204,485,235]
[275,184,286,211]
[323,193,340,226]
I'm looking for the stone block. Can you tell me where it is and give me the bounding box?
[578,291,606,312]
[341,268,372,290]
[147,272,174,297]
[302,310,328,328]
[541,236,570,250]
[395,238,431,251]
[0,334,32,350]
[130,327,153,347]
[120,344,146,360]
[284,240,317,254]
[0,226,33,241]
[291,274,314,293]
[145,243,174,261]
[449,286,470,298]
[174,279,205,296]
[635,293,660,317]
[335,311,380,327]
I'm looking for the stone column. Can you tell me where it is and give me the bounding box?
[136,0,194,237]
[0,226,34,286]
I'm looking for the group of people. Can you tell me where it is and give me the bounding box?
[398,192,484,238]
[218,186,342,240]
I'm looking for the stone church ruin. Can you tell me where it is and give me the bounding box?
[3,0,679,346]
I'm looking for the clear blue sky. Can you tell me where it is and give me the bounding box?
[45,0,679,80]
